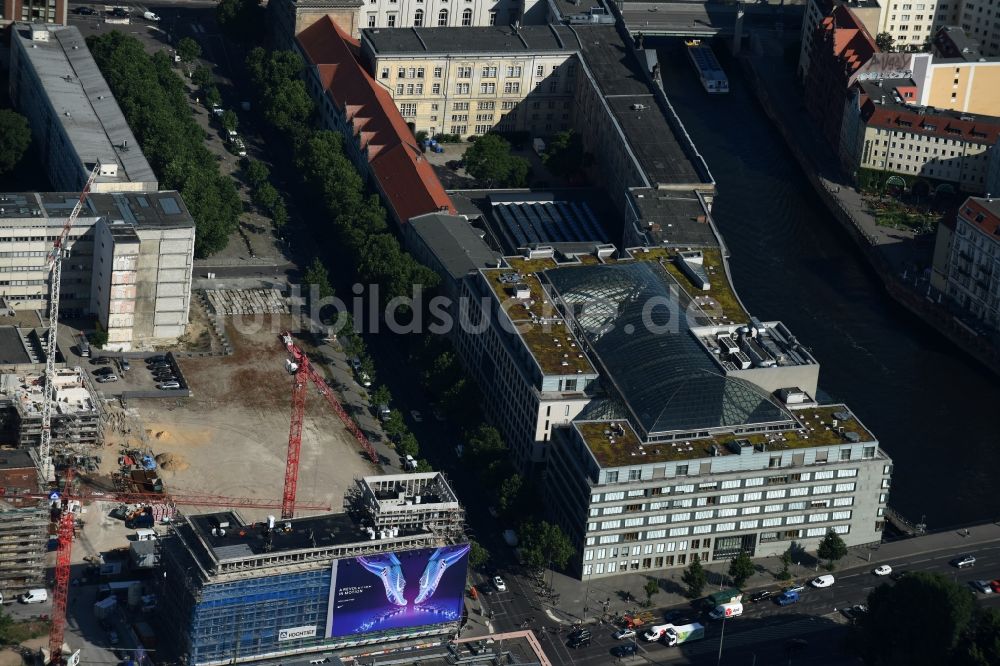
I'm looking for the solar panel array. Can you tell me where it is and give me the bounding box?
[491,201,607,250]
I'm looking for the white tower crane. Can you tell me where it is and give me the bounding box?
[38,164,101,482]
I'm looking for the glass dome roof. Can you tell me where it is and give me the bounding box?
[545,261,791,437]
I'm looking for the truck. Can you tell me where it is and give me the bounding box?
[703,587,743,609]
[643,623,673,642]
[708,602,744,620]
[663,623,705,647]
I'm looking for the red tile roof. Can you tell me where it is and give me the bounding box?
[860,96,1000,145]
[296,17,455,224]
[960,198,1000,238]
[822,6,876,77]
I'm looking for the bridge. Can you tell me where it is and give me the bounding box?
[617,1,804,37]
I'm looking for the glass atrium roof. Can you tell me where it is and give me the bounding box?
[545,261,792,436]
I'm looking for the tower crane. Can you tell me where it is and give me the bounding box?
[280,332,378,520]
[38,164,101,482]
[5,472,331,665]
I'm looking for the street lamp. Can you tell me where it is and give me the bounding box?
[716,615,727,666]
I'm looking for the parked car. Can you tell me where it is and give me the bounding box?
[95,374,118,383]
[410,410,424,423]
[776,590,799,606]
[613,643,638,657]
[94,367,114,376]
[75,6,96,14]
[748,590,773,603]
[19,589,47,604]
[91,356,111,366]
[142,10,160,21]
[970,580,993,594]
[783,584,806,594]
[156,381,181,390]
[493,576,506,592]
[148,361,170,370]
[810,575,835,589]
[990,580,1000,594]
[147,355,167,364]
[119,358,130,372]
[111,7,128,17]
[613,628,636,640]
[873,565,893,576]
[211,104,224,117]
[951,554,976,569]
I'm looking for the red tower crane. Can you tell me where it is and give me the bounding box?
[279,333,378,520]
[7,474,331,665]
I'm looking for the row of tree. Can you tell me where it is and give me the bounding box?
[246,48,438,306]
[0,110,31,176]
[87,32,241,257]
[243,159,289,228]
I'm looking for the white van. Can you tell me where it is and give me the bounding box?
[134,528,157,542]
[143,11,160,21]
[20,589,48,604]
[708,601,743,620]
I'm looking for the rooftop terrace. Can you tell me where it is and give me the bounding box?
[577,404,875,468]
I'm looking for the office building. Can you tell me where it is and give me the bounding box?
[269,0,544,47]
[935,196,1000,332]
[841,80,1000,193]
[9,24,158,194]
[159,473,467,666]
[1,0,66,29]
[358,25,578,139]
[456,244,890,579]
[0,449,47,599]
[296,17,455,226]
[0,191,196,350]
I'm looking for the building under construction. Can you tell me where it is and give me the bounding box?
[158,472,467,666]
[0,449,48,598]
[0,367,101,451]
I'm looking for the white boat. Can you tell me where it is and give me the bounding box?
[686,40,729,94]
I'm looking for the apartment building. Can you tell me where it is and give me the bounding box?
[0,191,195,349]
[915,27,1000,114]
[958,0,1000,55]
[9,24,158,194]
[938,197,1000,332]
[358,25,578,139]
[798,0,882,81]
[842,80,1000,193]
[876,0,959,49]
[1,0,66,29]
[805,5,878,150]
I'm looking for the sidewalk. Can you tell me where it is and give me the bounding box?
[540,520,1000,626]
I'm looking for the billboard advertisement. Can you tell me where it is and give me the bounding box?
[327,544,470,638]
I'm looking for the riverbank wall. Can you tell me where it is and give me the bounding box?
[738,54,1000,378]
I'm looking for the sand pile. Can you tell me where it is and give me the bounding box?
[155,452,189,472]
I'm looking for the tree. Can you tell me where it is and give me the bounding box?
[860,572,976,666]
[253,182,280,212]
[876,31,895,52]
[542,130,591,180]
[0,110,31,174]
[682,555,707,599]
[777,549,792,580]
[728,550,755,587]
[469,540,490,571]
[205,85,222,108]
[371,385,391,407]
[176,37,202,64]
[221,109,239,133]
[90,328,108,349]
[519,521,574,571]
[244,159,270,189]
[383,409,406,441]
[397,432,419,457]
[955,609,1000,666]
[191,64,212,89]
[415,459,433,472]
[643,579,660,607]
[496,474,523,516]
[271,197,289,228]
[463,134,530,187]
[817,529,847,569]
[301,257,333,301]
[217,0,266,43]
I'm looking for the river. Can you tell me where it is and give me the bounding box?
[656,39,1000,529]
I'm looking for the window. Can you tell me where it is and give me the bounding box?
[398,67,406,79]
[405,84,414,95]
[413,8,423,25]
[628,469,641,481]
[386,13,396,26]
[474,124,491,134]
[836,482,857,492]
[457,66,471,78]
[450,125,467,134]
[432,84,441,94]
[438,8,449,24]
[506,65,522,77]
[450,114,468,122]
[433,66,442,78]
[452,102,469,110]
[813,484,833,494]
[399,103,416,116]
[719,494,740,504]
[477,101,496,110]
[456,83,470,94]
[676,465,689,476]
[743,491,762,501]
[536,65,545,76]
[481,66,497,77]
[368,14,377,27]
[489,11,496,24]
[462,8,472,25]
[480,83,496,94]
[380,67,390,79]
[504,81,520,94]
[396,84,404,95]
[837,469,857,478]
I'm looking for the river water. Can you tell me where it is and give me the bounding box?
[656,41,1000,529]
